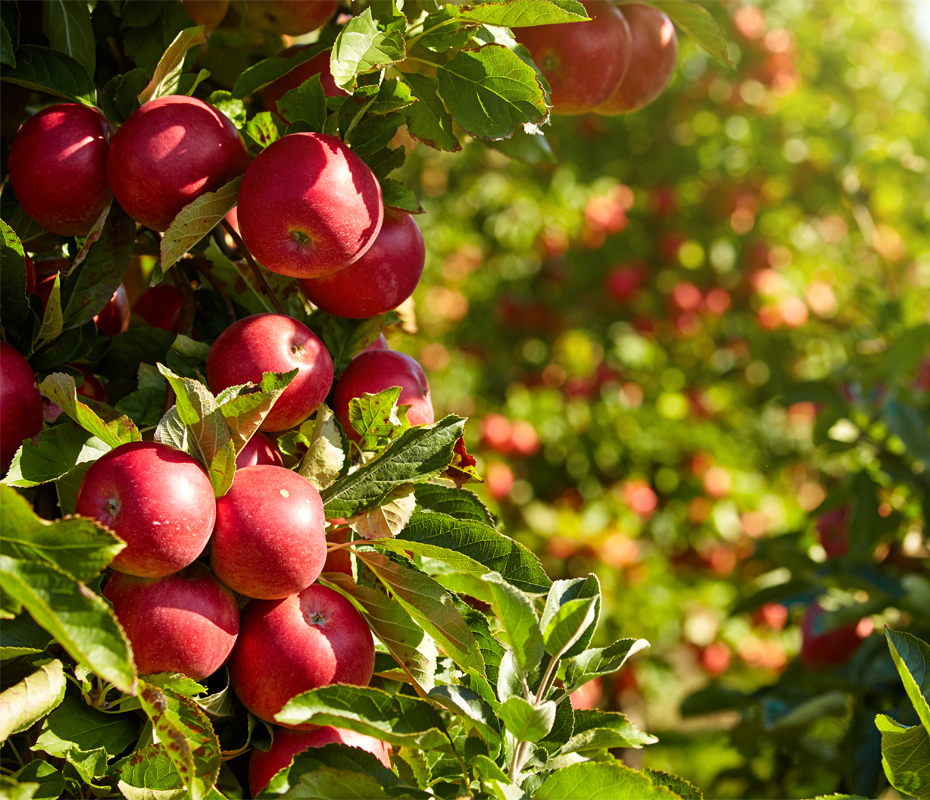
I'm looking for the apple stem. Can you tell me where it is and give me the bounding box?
[351,0,361,16]
[326,540,356,553]
[220,219,285,315]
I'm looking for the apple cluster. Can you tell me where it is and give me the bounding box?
[2,49,437,784]
[515,1,679,116]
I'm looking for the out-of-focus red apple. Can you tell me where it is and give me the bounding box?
[234,0,338,36]
[751,602,788,631]
[107,96,250,232]
[132,284,183,332]
[0,342,43,474]
[104,562,239,680]
[75,441,216,578]
[206,314,333,433]
[263,47,347,121]
[605,263,645,304]
[816,505,850,558]
[333,350,433,442]
[486,462,514,501]
[700,642,731,675]
[481,413,513,454]
[228,583,375,728]
[595,4,677,115]
[509,420,540,457]
[8,103,112,236]
[514,1,632,115]
[235,432,284,469]
[799,601,866,669]
[182,0,230,31]
[298,209,425,319]
[249,725,390,796]
[569,677,602,710]
[236,132,383,279]
[211,465,326,599]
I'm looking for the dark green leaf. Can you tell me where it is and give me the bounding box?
[414,483,494,525]
[875,713,930,799]
[645,0,733,66]
[364,144,406,181]
[380,178,424,213]
[34,695,140,760]
[427,684,500,745]
[348,112,403,157]
[644,770,704,800]
[563,638,650,694]
[484,129,556,164]
[99,68,146,125]
[401,72,460,152]
[42,0,95,78]
[886,401,930,469]
[277,73,327,129]
[348,386,409,451]
[232,42,329,99]
[0,612,54,658]
[11,761,65,800]
[563,709,658,752]
[479,572,544,678]
[1,44,95,104]
[0,219,29,326]
[0,421,105,488]
[885,628,930,733]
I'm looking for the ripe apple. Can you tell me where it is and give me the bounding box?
[75,441,216,578]
[236,132,383,279]
[816,505,850,558]
[234,0,338,36]
[0,342,43,474]
[228,583,375,727]
[235,432,284,469]
[211,465,326,599]
[322,525,352,576]
[103,562,239,680]
[799,601,865,669]
[605,262,645,304]
[107,95,250,231]
[595,5,678,115]
[333,350,433,441]
[263,46,348,121]
[182,0,230,31]
[514,1,632,115]
[43,364,108,424]
[297,208,425,319]
[206,313,333,432]
[250,725,390,796]
[569,677,602,710]
[8,103,112,236]
[132,284,183,332]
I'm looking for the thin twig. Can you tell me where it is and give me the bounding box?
[220,219,284,314]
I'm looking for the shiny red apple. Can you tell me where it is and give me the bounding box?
[0,342,43,474]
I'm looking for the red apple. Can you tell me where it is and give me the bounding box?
[236,132,383,279]
[361,334,389,354]
[816,506,850,559]
[297,209,425,319]
[132,284,183,332]
[799,602,865,669]
[605,263,645,304]
[75,441,216,578]
[182,0,230,31]
[43,364,108,424]
[8,103,112,236]
[322,525,352,577]
[206,313,333,433]
[595,5,677,115]
[235,0,338,36]
[569,677,602,710]
[263,47,348,121]
[333,350,433,441]
[250,725,390,796]
[514,1,632,115]
[228,583,375,727]
[211,465,326,599]
[107,95,250,231]
[103,562,239,680]
[0,342,43,474]
[235,432,284,469]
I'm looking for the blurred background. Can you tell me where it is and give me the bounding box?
[390,1,930,796]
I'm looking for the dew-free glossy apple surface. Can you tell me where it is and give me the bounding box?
[229,583,375,727]
[211,465,326,599]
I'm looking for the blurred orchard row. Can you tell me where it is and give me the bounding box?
[393,0,930,797]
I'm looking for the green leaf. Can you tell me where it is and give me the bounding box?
[875,713,930,799]
[310,313,385,378]
[645,0,733,67]
[563,638,650,694]
[886,401,930,470]
[414,484,494,525]
[33,273,63,349]
[427,684,500,745]
[358,550,484,674]
[540,575,600,659]
[277,73,327,129]
[217,370,297,454]
[348,112,403,158]
[436,44,548,141]
[137,682,221,800]
[232,42,329,98]
[562,710,658,753]
[275,684,451,751]
[368,78,415,115]
[484,129,556,165]
[536,760,680,799]
[321,416,465,518]
[100,68,147,125]
[479,572,545,677]
[1,44,95,104]
[380,178,424,214]
[118,743,188,799]
[643,770,704,800]
[542,597,598,659]
[885,628,930,734]
[34,695,140,761]
[349,484,416,540]
[11,762,65,800]
[295,405,346,491]
[498,696,555,742]
[137,25,207,102]
[456,0,588,27]
[42,0,95,78]
[322,571,437,694]
[61,203,136,332]
[884,325,930,381]
[0,219,29,326]
[0,659,66,742]
[38,373,140,450]
[155,364,236,497]
[330,8,406,92]
[0,486,123,581]
[372,511,550,594]
[0,22,16,70]
[245,111,281,150]
[0,555,135,693]
[401,73,460,152]
[5,430,108,494]
[158,176,242,278]
[0,612,54,658]
[348,386,410,451]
